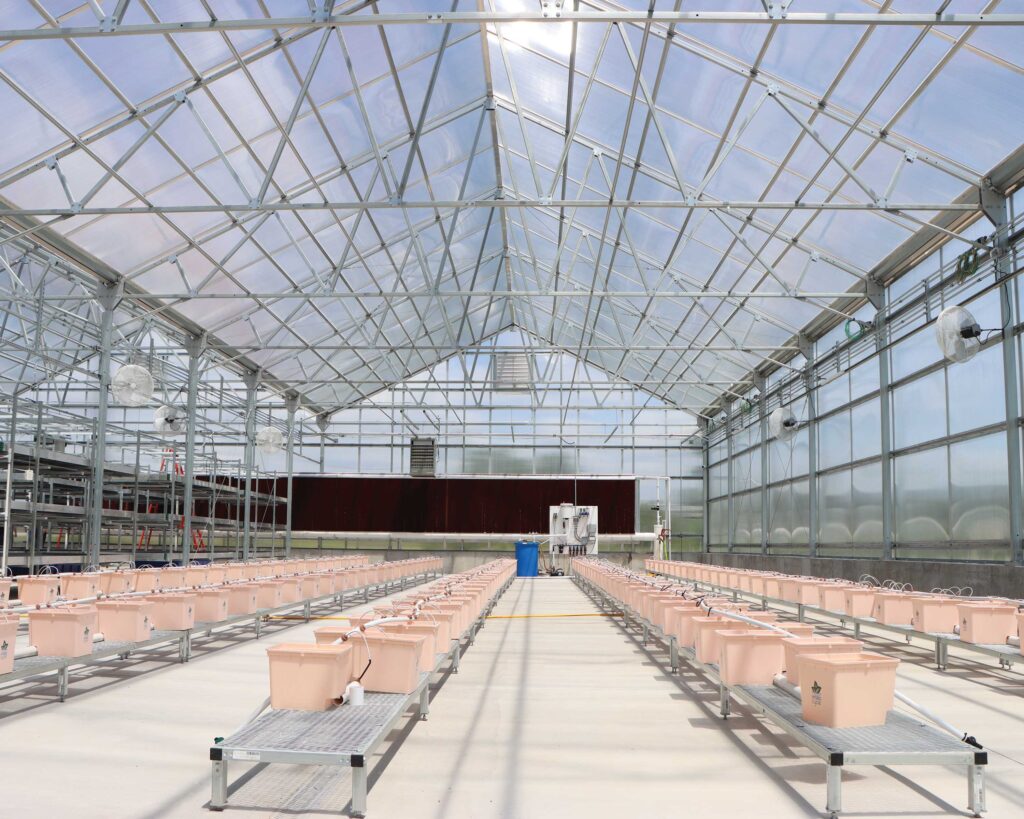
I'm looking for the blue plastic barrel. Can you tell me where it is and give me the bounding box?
[514,540,539,577]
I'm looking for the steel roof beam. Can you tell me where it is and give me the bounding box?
[2,12,1023,41]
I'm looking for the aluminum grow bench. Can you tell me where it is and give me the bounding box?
[574,573,987,818]
[0,571,439,700]
[723,682,987,819]
[0,628,185,701]
[209,573,513,817]
[650,571,1021,674]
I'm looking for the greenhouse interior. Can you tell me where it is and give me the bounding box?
[0,3,1023,819]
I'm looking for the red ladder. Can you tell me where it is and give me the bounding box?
[136,448,207,551]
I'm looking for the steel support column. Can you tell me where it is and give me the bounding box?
[800,336,819,557]
[89,282,121,568]
[983,185,1023,564]
[284,395,298,557]
[181,334,205,566]
[701,418,710,553]
[316,413,329,472]
[726,403,735,552]
[241,371,258,561]
[757,377,769,555]
[1,393,17,575]
[874,287,895,560]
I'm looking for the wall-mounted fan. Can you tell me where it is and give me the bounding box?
[255,426,284,455]
[768,406,799,442]
[111,364,154,406]
[154,405,185,436]
[935,305,982,364]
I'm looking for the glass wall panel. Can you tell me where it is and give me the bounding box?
[733,490,761,545]
[769,426,808,480]
[709,228,1023,562]
[638,479,661,531]
[849,360,879,401]
[818,410,851,470]
[851,400,882,460]
[947,345,1005,434]
[818,468,853,544]
[731,447,761,493]
[679,447,703,478]
[851,461,884,544]
[708,462,728,500]
[893,370,946,449]
[709,498,727,544]
[894,447,950,541]
[891,326,942,380]
[635,449,667,476]
[949,433,1010,541]
[767,479,809,545]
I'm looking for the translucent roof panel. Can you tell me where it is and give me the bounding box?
[0,3,1021,416]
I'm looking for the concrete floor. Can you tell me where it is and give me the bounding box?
[1,577,1022,818]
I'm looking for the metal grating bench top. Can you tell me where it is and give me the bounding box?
[736,684,977,759]
[220,676,429,758]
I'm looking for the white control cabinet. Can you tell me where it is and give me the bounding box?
[549,503,598,555]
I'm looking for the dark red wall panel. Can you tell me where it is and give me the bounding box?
[286,477,635,535]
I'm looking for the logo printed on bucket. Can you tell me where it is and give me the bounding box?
[811,680,823,706]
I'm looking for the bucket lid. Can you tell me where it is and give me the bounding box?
[782,636,861,647]
[31,604,97,617]
[798,651,899,669]
[718,630,786,641]
[957,602,1017,612]
[267,642,351,656]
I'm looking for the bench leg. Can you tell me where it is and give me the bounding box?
[719,684,730,719]
[210,759,228,811]
[304,601,311,623]
[968,765,985,816]
[351,760,368,818]
[57,665,69,702]
[825,764,841,817]
[419,685,429,720]
[669,636,679,675]
[452,639,460,673]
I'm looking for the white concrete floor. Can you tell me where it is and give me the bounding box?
[1,576,1022,818]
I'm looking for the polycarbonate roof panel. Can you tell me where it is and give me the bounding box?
[0,1,1020,413]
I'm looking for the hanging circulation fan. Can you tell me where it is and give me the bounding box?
[111,363,155,406]
[768,406,799,442]
[255,426,284,455]
[154,405,185,436]
[934,305,982,364]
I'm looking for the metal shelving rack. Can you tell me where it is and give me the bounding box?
[0,402,286,573]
